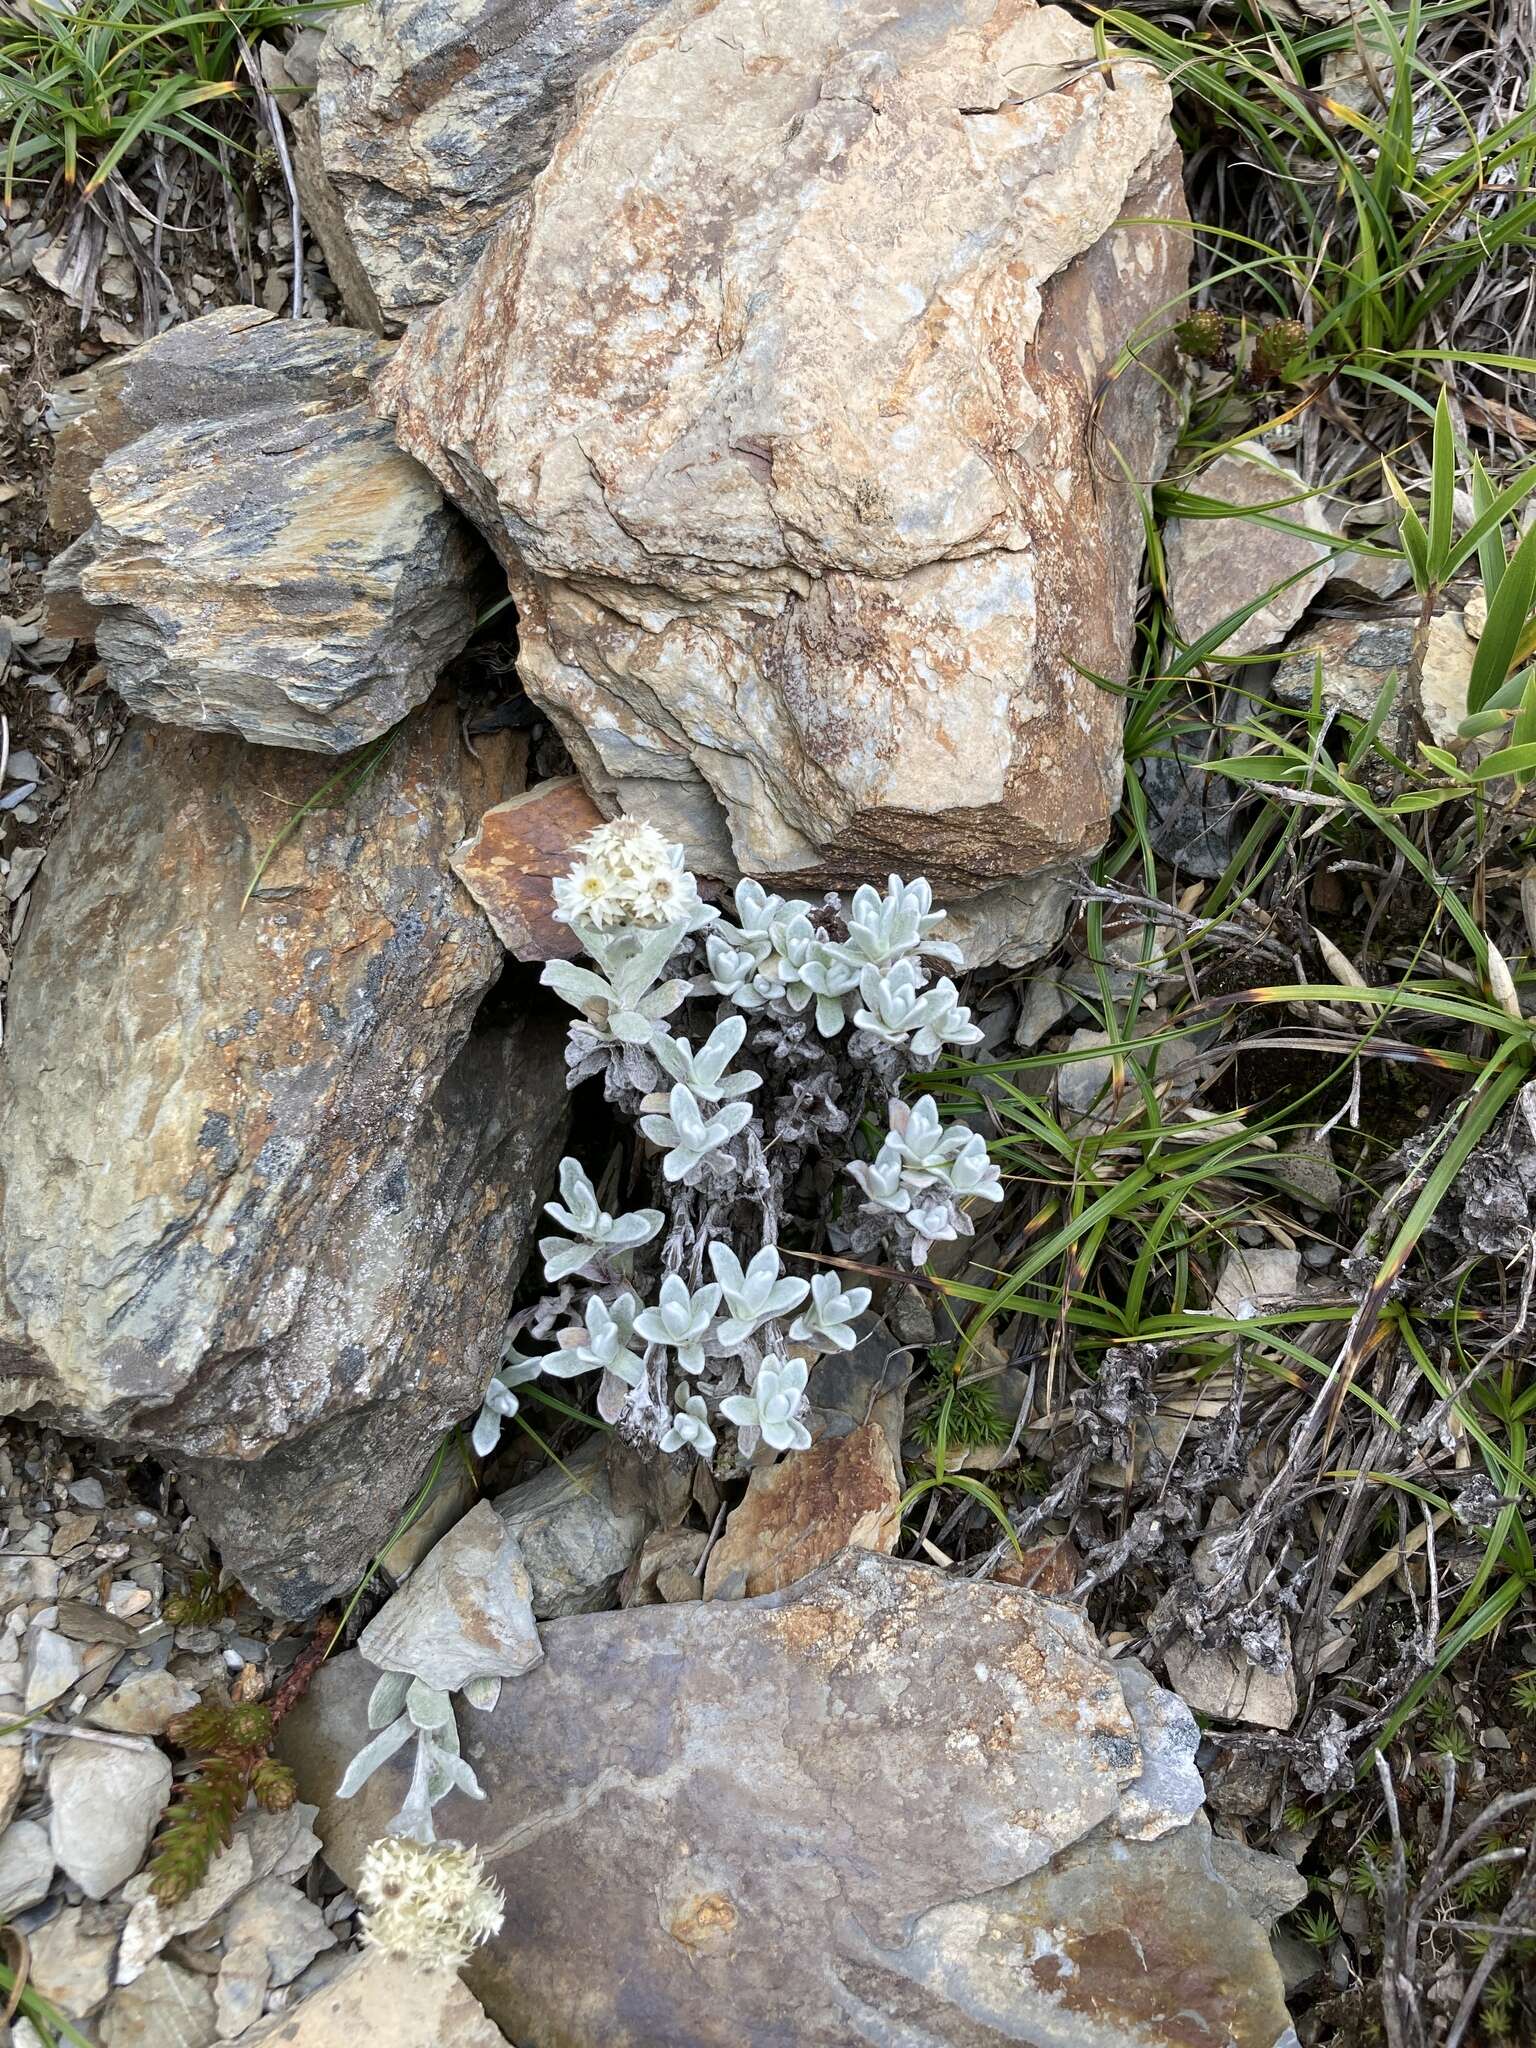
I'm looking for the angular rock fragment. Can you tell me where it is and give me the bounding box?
[48,1739,172,1899]
[285,1551,1294,2044]
[1163,452,1338,657]
[492,1436,649,1617]
[0,705,568,1613]
[1271,605,1476,747]
[241,1951,511,2046]
[703,1419,901,1598]
[450,776,605,961]
[309,0,676,330]
[99,1958,216,2048]
[1209,1832,1309,1927]
[44,307,485,752]
[0,1818,53,1914]
[359,1502,542,1688]
[378,0,1189,962]
[27,1907,117,2023]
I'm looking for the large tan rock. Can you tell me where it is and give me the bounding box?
[379,0,1188,963]
[44,308,486,753]
[310,0,677,330]
[0,705,567,1612]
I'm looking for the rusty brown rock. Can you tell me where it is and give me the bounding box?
[0,704,568,1613]
[377,0,1189,963]
[886,1809,1298,2047]
[44,307,485,753]
[703,1420,901,1599]
[994,1537,1084,1599]
[449,774,605,960]
[284,1552,1288,2045]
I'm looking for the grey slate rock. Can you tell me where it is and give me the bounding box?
[492,1436,648,1619]
[44,307,485,753]
[359,1502,543,1688]
[285,1551,1295,2046]
[0,705,568,1614]
[311,0,676,329]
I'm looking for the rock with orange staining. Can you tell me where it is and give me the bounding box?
[449,775,605,961]
[702,1419,901,1599]
[377,0,1190,963]
[286,1551,1294,2044]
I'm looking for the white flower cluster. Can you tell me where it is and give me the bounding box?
[847,1095,1004,1263]
[357,1834,504,1972]
[551,816,704,929]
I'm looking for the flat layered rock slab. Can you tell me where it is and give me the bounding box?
[44,306,486,753]
[285,1552,1291,2043]
[449,774,605,960]
[870,1812,1299,2048]
[378,0,1189,962]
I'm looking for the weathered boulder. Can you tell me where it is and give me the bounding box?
[44,307,486,753]
[0,704,569,1612]
[285,1551,1293,2045]
[307,0,676,331]
[378,0,1189,964]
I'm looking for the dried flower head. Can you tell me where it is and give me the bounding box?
[357,1835,505,1973]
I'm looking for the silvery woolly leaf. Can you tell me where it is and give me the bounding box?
[386,1735,439,1843]
[336,1714,413,1799]
[609,919,690,1007]
[610,1009,661,1046]
[406,1678,454,1731]
[540,1235,598,1283]
[597,1366,635,1426]
[540,960,617,1014]
[461,1675,502,1713]
[434,1749,486,1802]
[546,1157,601,1233]
[367,1670,411,1730]
[606,1207,665,1248]
[471,1405,506,1457]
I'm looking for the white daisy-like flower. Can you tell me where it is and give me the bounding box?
[552,862,623,929]
[357,1835,505,1972]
